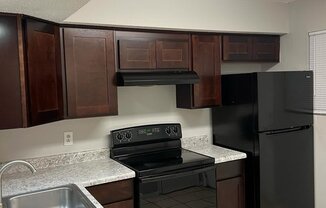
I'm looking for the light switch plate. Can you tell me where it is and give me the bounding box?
[63,132,73,146]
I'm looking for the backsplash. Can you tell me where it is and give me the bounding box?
[0,148,110,175]
[181,135,209,149]
[0,134,209,175]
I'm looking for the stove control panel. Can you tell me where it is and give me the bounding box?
[111,123,182,146]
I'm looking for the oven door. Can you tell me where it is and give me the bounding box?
[136,166,216,208]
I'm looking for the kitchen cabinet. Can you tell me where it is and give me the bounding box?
[176,34,221,108]
[223,35,279,62]
[25,18,64,126]
[252,35,280,62]
[216,160,245,208]
[116,31,190,70]
[63,28,118,118]
[0,14,64,129]
[87,179,134,208]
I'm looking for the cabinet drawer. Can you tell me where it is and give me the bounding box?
[103,199,134,208]
[216,160,245,181]
[87,179,133,205]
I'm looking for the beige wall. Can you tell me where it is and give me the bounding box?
[270,1,326,207]
[0,86,212,162]
[0,0,287,162]
[65,0,289,34]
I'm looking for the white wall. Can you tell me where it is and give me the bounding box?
[0,86,211,162]
[270,1,326,207]
[65,0,289,34]
[0,0,287,163]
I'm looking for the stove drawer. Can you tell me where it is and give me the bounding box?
[87,179,133,205]
[137,166,216,208]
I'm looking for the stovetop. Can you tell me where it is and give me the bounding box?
[117,148,214,177]
[110,123,215,178]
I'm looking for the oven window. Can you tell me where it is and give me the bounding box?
[139,169,216,208]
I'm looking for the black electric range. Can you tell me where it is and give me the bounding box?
[110,124,217,208]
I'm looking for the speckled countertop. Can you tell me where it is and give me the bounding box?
[186,145,247,163]
[1,135,246,208]
[2,158,135,208]
[181,135,247,164]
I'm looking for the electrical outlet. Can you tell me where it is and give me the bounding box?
[63,132,73,146]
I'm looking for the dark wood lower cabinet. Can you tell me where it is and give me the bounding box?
[103,199,133,208]
[86,179,133,208]
[216,160,245,208]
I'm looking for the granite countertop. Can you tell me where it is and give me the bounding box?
[2,158,135,208]
[181,135,247,163]
[186,144,247,164]
[1,135,246,208]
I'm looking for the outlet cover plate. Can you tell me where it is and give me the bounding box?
[64,132,73,146]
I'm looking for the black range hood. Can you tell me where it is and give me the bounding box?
[116,71,200,86]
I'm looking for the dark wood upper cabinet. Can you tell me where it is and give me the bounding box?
[252,35,280,62]
[177,34,221,109]
[223,34,280,62]
[116,31,190,71]
[156,39,189,69]
[223,35,252,61]
[25,19,64,126]
[0,14,25,129]
[118,39,156,69]
[193,35,221,107]
[63,28,118,118]
[0,14,63,129]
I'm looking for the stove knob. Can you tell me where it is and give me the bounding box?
[116,133,123,141]
[165,127,171,135]
[126,132,132,139]
[172,126,178,134]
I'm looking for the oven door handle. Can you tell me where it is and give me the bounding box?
[139,166,215,183]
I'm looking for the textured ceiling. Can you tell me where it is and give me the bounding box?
[264,0,297,3]
[0,0,89,22]
[0,0,297,23]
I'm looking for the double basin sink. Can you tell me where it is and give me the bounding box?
[2,184,96,208]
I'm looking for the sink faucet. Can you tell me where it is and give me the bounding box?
[0,160,36,208]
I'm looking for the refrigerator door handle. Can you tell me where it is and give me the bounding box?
[266,125,311,135]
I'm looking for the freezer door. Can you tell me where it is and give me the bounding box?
[259,126,314,208]
[257,71,313,132]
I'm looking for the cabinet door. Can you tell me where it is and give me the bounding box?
[223,35,252,61]
[252,36,280,62]
[192,35,221,107]
[118,39,156,69]
[25,19,64,126]
[0,15,25,129]
[156,39,189,69]
[64,28,117,118]
[103,199,133,208]
[86,179,133,205]
[217,177,245,208]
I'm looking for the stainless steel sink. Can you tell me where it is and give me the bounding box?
[2,184,96,208]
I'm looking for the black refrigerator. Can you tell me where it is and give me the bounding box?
[212,71,314,208]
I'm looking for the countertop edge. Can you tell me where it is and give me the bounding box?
[184,144,247,164]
